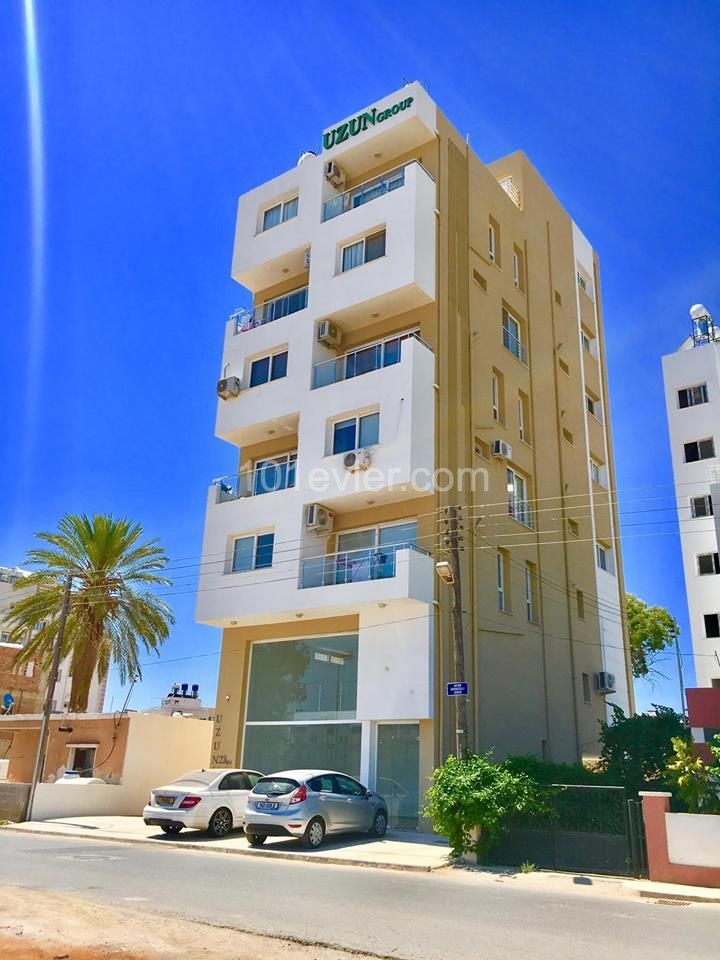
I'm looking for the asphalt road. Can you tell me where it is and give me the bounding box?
[2,831,717,960]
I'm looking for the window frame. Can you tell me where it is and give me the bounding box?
[249,349,289,389]
[690,495,714,518]
[525,563,538,623]
[596,543,612,573]
[684,437,716,463]
[231,532,275,573]
[704,613,720,639]
[678,383,708,409]
[261,195,299,232]
[497,550,509,612]
[697,553,720,576]
[331,411,380,455]
[340,229,386,273]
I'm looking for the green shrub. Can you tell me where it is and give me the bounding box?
[424,753,549,858]
[504,754,614,786]
[664,735,720,814]
[598,704,689,797]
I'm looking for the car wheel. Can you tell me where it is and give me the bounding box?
[160,823,183,835]
[370,810,388,838]
[208,807,233,838]
[302,817,325,849]
[246,832,267,847]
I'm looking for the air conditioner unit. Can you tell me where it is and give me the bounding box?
[303,248,311,270]
[216,376,241,400]
[344,449,371,472]
[306,503,334,533]
[325,160,345,189]
[492,439,512,460]
[317,320,342,348]
[595,671,616,694]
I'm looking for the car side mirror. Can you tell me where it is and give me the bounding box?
[365,789,373,799]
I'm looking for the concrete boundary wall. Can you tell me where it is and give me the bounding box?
[641,792,720,887]
[0,782,30,821]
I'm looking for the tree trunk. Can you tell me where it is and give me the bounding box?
[68,622,102,712]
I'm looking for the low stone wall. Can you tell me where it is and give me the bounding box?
[641,792,720,887]
[0,782,30,821]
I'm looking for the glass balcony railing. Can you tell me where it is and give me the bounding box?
[299,543,428,589]
[231,286,308,334]
[508,494,534,529]
[312,331,429,388]
[322,162,413,222]
[502,325,528,366]
[213,459,297,502]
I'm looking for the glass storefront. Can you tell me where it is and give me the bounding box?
[243,634,361,776]
[376,723,420,829]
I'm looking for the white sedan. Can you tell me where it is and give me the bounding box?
[143,768,263,837]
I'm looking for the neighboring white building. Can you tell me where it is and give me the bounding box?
[662,305,720,689]
[149,682,214,720]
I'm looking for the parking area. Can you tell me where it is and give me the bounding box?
[3,816,451,871]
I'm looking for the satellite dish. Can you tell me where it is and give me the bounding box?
[3,693,15,711]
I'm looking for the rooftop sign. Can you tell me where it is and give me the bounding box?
[323,96,414,151]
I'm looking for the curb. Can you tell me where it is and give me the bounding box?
[1,824,449,873]
[631,885,720,905]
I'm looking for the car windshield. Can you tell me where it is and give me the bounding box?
[169,770,218,787]
[253,777,299,796]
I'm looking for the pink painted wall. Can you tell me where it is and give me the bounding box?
[641,792,720,888]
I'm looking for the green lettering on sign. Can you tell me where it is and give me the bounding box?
[323,97,414,150]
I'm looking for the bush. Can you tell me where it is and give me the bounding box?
[664,735,720,814]
[598,704,689,797]
[504,754,615,786]
[424,753,549,858]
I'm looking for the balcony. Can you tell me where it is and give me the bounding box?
[508,495,534,529]
[309,160,436,329]
[299,543,430,589]
[232,286,308,335]
[213,458,297,503]
[502,325,528,367]
[322,162,422,222]
[312,331,428,389]
[498,176,521,208]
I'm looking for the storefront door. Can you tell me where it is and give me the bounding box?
[376,723,420,830]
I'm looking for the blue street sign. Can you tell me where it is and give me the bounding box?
[3,693,14,710]
[446,682,468,697]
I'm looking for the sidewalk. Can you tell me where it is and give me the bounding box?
[2,816,451,871]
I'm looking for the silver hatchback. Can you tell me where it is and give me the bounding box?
[244,769,388,849]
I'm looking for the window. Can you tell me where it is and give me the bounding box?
[581,330,596,356]
[300,521,418,588]
[586,393,603,422]
[249,350,288,388]
[678,384,708,408]
[219,772,253,791]
[596,543,612,573]
[24,661,35,678]
[252,453,297,495]
[1,632,10,644]
[68,746,97,779]
[518,391,531,444]
[582,673,592,704]
[497,550,510,612]
[705,614,720,639]
[684,438,715,463]
[231,532,275,572]
[512,246,524,290]
[488,218,498,263]
[590,459,606,486]
[568,518,579,537]
[502,309,526,364]
[690,495,714,518]
[491,368,505,422]
[475,437,491,460]
[262,196,298,231]
[577,590,585,620]
[525,563,538,623]
[332,412,379,454]
[507,468,532,527]
[698,553,720,576]
[334,774,365,796]
[341,230,386,272]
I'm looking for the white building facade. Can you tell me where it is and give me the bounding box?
[662,306,720,689]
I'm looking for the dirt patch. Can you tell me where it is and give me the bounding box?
[0,885,376,959]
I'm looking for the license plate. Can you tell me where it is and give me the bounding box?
[256,801,279,811]
[157,796,175,807]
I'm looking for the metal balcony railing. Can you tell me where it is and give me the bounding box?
[508,494,534,529]
[213,460,297,502]
[299,543,428,589]
[231,286,308,334]
[503,325,528,366]
[321,161,434,222]
[312,331,430,388]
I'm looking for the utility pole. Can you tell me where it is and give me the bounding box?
[674,633,687,718]
[25,571,74,821]
[446,505,469,759]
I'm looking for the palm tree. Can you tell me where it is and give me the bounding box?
[3,514,174,712]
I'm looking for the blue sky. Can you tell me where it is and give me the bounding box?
[1,1,719,716]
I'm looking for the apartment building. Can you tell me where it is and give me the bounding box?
[662,305,720,689]
[197,84,633,827]
[0,566,106,718]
